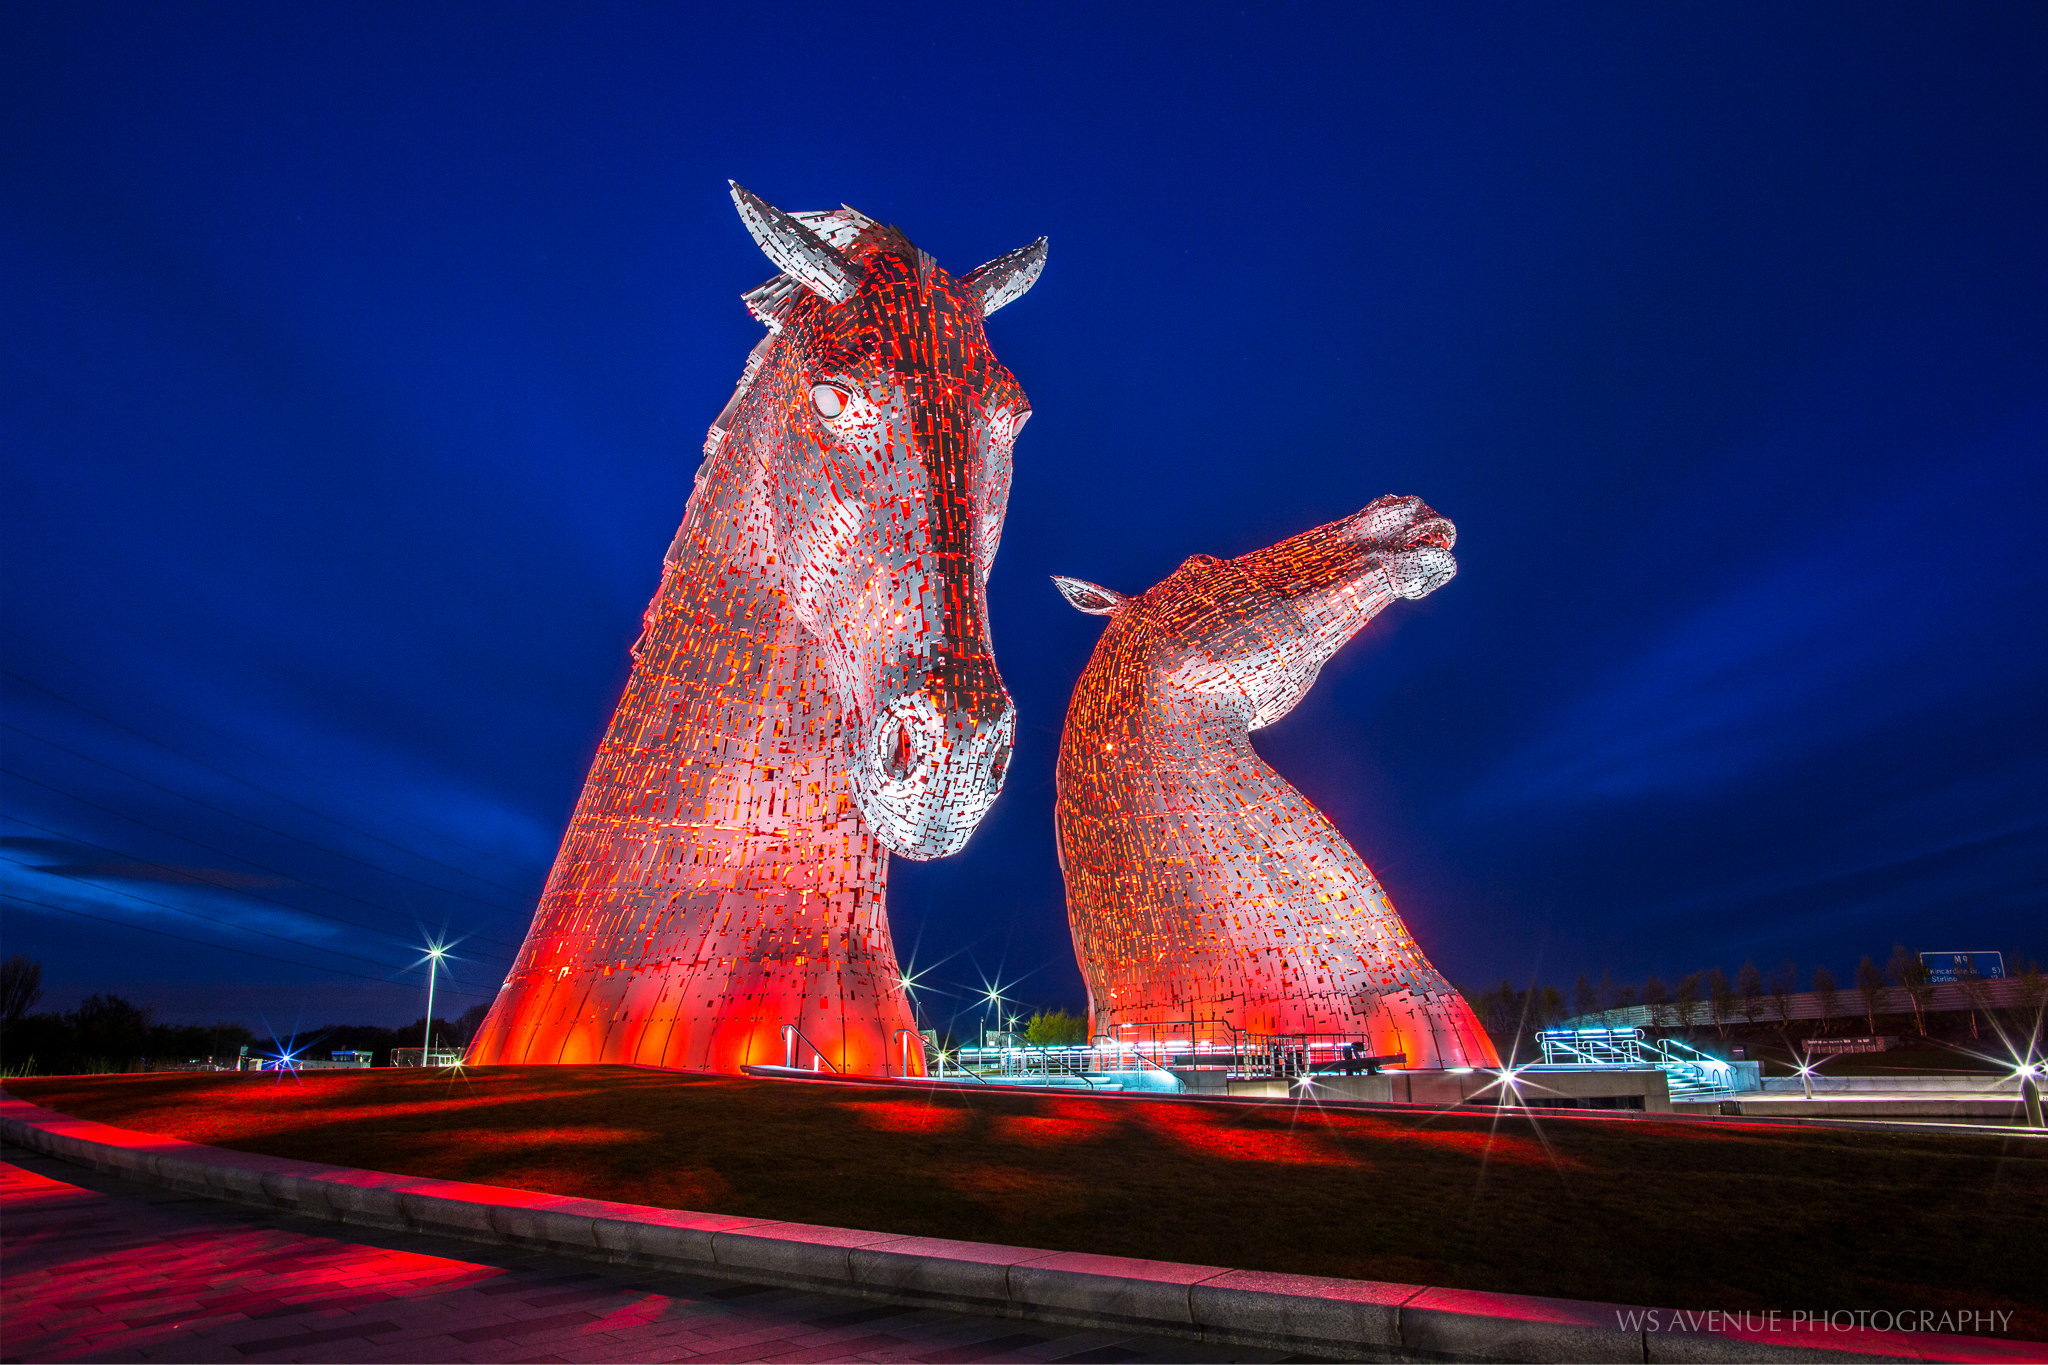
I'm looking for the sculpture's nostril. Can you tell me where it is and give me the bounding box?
[885,719,913,780]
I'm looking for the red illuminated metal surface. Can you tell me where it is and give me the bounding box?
[468,187,1044,1075]
[1053,496,1501,1068]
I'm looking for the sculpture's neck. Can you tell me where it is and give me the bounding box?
[629,438,873,879]
[1089,676,1265,797]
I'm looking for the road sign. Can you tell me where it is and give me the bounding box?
[1920,951,2004,983]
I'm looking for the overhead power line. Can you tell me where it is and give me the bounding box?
[0,890,496,1004]
[0,808,507,961]
[0,762,527,954]
[0,633,544,877]
[3,668,537,900]
[0,850,452,975]
[0,721,533,930]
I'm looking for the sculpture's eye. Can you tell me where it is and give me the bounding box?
[810,383,850,420]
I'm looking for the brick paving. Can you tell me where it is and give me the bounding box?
[1,1146,1303,1363]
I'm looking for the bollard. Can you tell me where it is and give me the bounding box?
[2023,1073,2044,1128]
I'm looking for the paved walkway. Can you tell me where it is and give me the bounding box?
[1,1147,1298,1364]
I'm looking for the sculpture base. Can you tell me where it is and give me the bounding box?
[1097,990,1501,1071]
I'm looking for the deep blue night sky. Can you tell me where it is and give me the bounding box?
[4,4,2044,1035]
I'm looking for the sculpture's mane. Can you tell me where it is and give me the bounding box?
[468,187,1031,1078]
[684,207,913,534]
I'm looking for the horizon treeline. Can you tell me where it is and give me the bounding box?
[1463,943,2045,1059]
[0,955,493,1078]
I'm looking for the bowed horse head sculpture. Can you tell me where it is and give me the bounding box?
[1053,495,1499,1070]
[465,187,1043,1075]
[1054,495,1456,729]
[730,183,1046,856]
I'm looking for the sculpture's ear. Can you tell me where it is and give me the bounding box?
[729,181,863,304]
[1051,575,1126,615]
[962,237,1048,316]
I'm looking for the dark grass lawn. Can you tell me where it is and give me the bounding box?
[10,1067,2046,1338]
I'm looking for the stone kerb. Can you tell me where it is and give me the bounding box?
[0,1091,2024,1363]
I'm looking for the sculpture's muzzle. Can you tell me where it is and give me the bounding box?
[847,681,1016,859]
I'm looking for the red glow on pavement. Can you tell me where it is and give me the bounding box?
[1,1161,85,1207]
[405,1125,656,1152]
[3,1159,506,1361]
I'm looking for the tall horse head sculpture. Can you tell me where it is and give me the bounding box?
[1052,495,1501,1069]
[466,186,1045,1074]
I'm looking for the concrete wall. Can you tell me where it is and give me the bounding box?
[1759,1074,2021,1093]
[1245,1067,1673,1112]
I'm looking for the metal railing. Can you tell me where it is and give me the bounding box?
[780,1023,842,1074]
[946,1024,1399,1089]
[1536,1026,1740,1097]
[901,1030,993,1084]
[1228,1034,1403,1080]
[951,1038,1104,1087]
[1012,1040,1106,1086]
[891,1028,931,1078]
[1091,1034,1179,1088]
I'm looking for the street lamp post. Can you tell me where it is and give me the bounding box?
[421,943,445,1064]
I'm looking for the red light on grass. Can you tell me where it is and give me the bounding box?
[837,1099,972,1134]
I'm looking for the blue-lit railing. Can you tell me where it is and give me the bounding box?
[1536,1026,1739,1096]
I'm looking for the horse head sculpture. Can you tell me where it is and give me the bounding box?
[465,188,1044,1074]
[721,184,1042,858]
[1051,495,1500,1069]
[1054,495,1456,731]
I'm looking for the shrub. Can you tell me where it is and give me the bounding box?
[1022,1008,1088,1047]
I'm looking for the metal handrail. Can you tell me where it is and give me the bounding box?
[1537,1025,1738,1096]
[918,1035,993,1083]
[1093,1034,1182,1088]
[1009,1038,1103,1086]
[780,1023,842,1075]
[891,1028,930,1079]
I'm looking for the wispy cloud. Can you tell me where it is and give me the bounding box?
[1472,415,2048,808]
[0,844,346,944]
[1,836,289,888]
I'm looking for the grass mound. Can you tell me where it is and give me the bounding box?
[10,1067,2045,1337]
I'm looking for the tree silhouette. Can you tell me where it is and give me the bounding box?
[1769,960,1797,1031]
[1643,976,1671,1029]
[1855,956,1887,1034]
[1888,944,1933,1034]
[1674,973,1703,1035]
[1812,965,1840,1032]
[1,956,43,1028]
[1707,968,1734,1037]
[1737,961,1764,1030]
